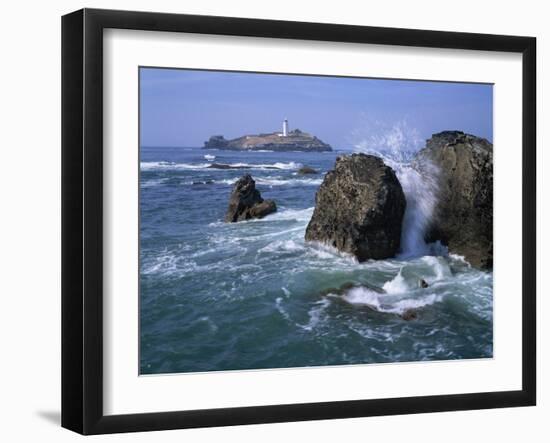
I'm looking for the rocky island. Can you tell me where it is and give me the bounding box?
[203,119,332,152]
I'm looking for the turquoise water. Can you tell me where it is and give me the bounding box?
[139,147,493,374]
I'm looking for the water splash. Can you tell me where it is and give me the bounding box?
[397,163,439,257]
[352,119,440,257]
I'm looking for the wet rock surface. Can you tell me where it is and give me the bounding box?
[305,153,406,261]
[225,174,277,222]
[414,131,493,268]
[297,166,318,174]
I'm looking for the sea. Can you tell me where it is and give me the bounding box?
[139,146,493,374]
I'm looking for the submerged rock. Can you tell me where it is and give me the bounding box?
[208,163,251,170]
[297,166,318,174]
[305,154,406,261]
[320,281,384,297]
[413,131,493,268]
[225,174,276,222]
[401,309,418,321]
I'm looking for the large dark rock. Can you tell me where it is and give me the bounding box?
[305,154,406,261]
[225,175,276,222]
[413,131,493,268]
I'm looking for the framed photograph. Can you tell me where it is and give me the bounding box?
[61,8,536,435]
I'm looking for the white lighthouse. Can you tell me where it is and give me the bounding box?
[282,118,289,137]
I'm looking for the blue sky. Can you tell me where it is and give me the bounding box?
[140,67,493,149]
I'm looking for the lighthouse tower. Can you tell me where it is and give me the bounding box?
[282,118,289,137]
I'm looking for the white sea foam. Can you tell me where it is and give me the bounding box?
[201,177,322,187]
[304,241,358,263]
[261,207,314,223]
[342,285,443,315]
[449,253,472,268]
[204,154,216,161]
[421,256,452,281]
[140,160,302,171]
[256,177,323,187]
[259,239,304,254]
[140,178,168,188]
[141,248,180,275]
[382,268,409,294]
[298,299,331,331]
[275,297,292,322]
[140,161,211,171]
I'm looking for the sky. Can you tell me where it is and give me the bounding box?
[139,67,493,150]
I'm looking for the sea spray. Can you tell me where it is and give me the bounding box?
[352,119,440,257]
[395,162,439,257]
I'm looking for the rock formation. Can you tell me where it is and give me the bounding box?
[305,154,406,261]
[225,174,277,222]
[297,166,318,174]
[413,131,493,268]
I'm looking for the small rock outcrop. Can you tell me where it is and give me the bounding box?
[297,166,318,175]
[225,175,276,222]
[401,309,418,321]
[305,154,406,261]
[413,131,493,268]
[208,163,250,170]
[203,135,229,149]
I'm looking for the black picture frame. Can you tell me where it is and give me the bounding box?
[61,8,536,435]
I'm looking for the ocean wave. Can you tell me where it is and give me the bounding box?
[297,298,331,331]
[184,176,322,187]
[304,241,358,263]
[420,256,452,281]
[262,207,314,222]
[341,285,443,315]
[204,154,216,161]
[275,297,292,322]
[258,239,304,254]
[257,177,322,187]
[382,268,409,294]
[140,160,302,171]
[140,161,211,171]
[140,178,168,188]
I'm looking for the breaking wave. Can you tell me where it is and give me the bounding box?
[353,118,440,258]
[140,160,302,171]
[341,285,443,315]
